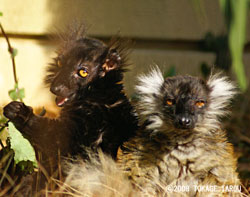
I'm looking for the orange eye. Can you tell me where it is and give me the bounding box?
[166,99,173,106]
[195,101,205,108]
[78,69,88,78]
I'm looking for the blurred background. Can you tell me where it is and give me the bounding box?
[0,0,249,190]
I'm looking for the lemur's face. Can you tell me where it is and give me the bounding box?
[45,38,121,107]
[136,67,236,132]
[161,76,210,130]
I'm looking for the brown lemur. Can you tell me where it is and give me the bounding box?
[3,25,138,175]
[117,66,241,196]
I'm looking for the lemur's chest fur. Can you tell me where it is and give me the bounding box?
[118,129,238,196]
[63,94,136,158]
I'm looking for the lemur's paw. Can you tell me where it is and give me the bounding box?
[3,101,33,127]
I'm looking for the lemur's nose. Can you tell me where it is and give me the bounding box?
[50,84,64,95]
[50,83,70,97]
[175,115,194,129]
[179,117,191,126]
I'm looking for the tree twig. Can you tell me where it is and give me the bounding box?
[0,151,14,187]
[0,22,23,102]
[0,23,18,84]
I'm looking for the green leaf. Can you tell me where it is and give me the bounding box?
[228,0,248,91]
[0,113,7,125]
[0,111,9,140]
[219,0,248,91]
[11,48,18,58]
[8,84,25,101]
[0,12,3,17]
[18,88,25,100]
[17,160,36,175]
[8,89,18,101]
[7,122,37,167]
[219,0,231,28]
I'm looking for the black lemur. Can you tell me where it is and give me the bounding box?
[3,26,138,173]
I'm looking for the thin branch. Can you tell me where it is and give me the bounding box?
[0,23,18,84]
[0,151,14,187]
[0,23,23,102]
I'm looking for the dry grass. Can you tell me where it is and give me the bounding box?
[0,149,249,197]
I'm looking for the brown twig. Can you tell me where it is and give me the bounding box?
[0,23,18,84]
[0,23,23,103]
[0,151,14,187]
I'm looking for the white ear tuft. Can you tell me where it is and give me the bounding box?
[135,66,164,97]
[135,66,164,126]
[207,73,237,119]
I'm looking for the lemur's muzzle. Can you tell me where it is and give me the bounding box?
[174,114,194,129]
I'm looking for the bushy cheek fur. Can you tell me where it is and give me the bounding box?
[201,73,237,131]
[135,67,164,127]
[135,66,237,133]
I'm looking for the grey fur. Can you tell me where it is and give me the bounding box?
[118,66,241,196]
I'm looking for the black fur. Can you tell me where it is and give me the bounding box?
[161,75,210,130]
[3,27,138,174]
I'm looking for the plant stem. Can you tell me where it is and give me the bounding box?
[0,23,23,102]
[0,151,14,187]
[0,23,18,84]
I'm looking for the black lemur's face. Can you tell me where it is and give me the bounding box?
[45,38,122,107]
[161,76,210,130]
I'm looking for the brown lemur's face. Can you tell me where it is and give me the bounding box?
[136,67,236,133]
[160,76,210,130]
[45,38,122,107]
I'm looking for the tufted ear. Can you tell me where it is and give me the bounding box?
[101,49,121,76]
[207,73,237,118]
[135,66,164,124]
